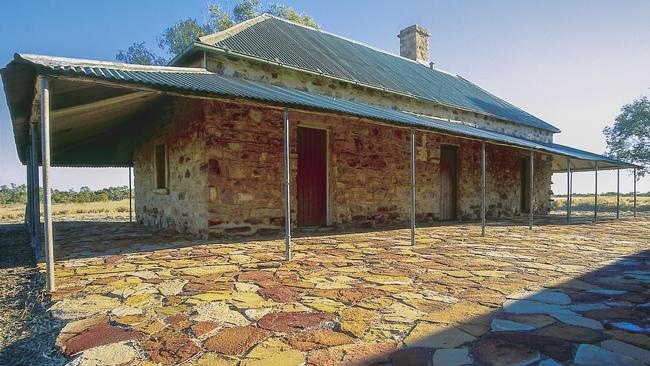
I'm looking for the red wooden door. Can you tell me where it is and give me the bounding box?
[297,127,327,227]
[440,146,458,220]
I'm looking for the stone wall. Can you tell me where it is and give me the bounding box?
[133,99,209,237]
[198,99,552,236]
[184,53,555,143]
[134,97,552,238]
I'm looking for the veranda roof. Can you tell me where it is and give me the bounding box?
[1,53,637,171]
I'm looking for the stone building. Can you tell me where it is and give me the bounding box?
[132,15,556,237]
[3,15,635,240]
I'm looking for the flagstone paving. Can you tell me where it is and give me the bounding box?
[38,217,650,365]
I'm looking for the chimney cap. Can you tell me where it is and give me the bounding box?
[397,24,431,38]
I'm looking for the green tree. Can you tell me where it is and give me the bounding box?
[158,18,212,58]
[96,192,110,202]
[116,0,317,65]
[267,2,319,29]
[603,96,650,177]
[207,4,235,34]
[233,0,261,23]
[116,42,167,65]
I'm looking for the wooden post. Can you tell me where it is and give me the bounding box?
[283,108,291,260]
[529,150,534,230]
[129,167,133,222]
[40,76,55,292]
[594,161,598,224]
[410,128,416,246]
[481,142,486,236]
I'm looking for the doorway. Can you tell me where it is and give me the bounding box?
[520,156,531,214]
[297,127,328,227]
[440,145,458,220]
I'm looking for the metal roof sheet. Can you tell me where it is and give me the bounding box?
[192,15,561,133]
[2,53,635,170]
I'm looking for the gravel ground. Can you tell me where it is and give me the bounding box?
[0,224,65,366]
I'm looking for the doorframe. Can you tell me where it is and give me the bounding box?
[297,123,331,226]
[519,154,531,214]
[439,144,459,220]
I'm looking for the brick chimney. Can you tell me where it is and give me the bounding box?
[398,25,430,63]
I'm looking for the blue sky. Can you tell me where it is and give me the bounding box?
[1,0,649,194]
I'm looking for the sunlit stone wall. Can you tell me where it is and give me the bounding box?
[134,98,552,237]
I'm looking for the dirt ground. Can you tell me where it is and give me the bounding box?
[0,224,65,366]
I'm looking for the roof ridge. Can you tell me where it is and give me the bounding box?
[262,14,464,76]
[200,13,461,78]
[199,14,272,45]
[15,53,211,73]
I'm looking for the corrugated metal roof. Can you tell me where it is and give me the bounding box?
[2,53,635,170]
[192,15,560,133]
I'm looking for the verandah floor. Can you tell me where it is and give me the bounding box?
[18,216,650,365]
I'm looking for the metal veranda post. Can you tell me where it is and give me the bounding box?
[26,154,33,235]
[283,108,291,260]
[129,167,133,222]
[481,142,486,236]
[570,171,573,217]
[566,157,571,224]
[30,122,40,258]
[40,76,55,291]
[616,169,620,219]
[529,150,534,230]
[594,161,599,224]
[410,128,416,246]
[633,168,637,218]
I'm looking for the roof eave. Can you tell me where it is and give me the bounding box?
[3,53,636,170]
[167,42,200,67]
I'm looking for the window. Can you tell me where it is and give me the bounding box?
[155,144,167,189]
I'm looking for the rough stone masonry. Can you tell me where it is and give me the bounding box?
[134,98,552,237]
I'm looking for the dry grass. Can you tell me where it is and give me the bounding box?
[0,199,132,223]
[552,194,650,212]
[0,225,65,365]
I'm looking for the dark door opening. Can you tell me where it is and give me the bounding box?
[440,145,458,220]
[297,127,327,227]
[520,156,531,214]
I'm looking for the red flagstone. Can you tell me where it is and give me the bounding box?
[104,255,124,264]
[285,329,354,351]
[259,285,303,303]
[203,325,271,355]
[61,323,143,356]
[238,270,275,283]
[258,312,334,333]
[190,321,221,337]
[140,330,201,365]
[310,288,385,304]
